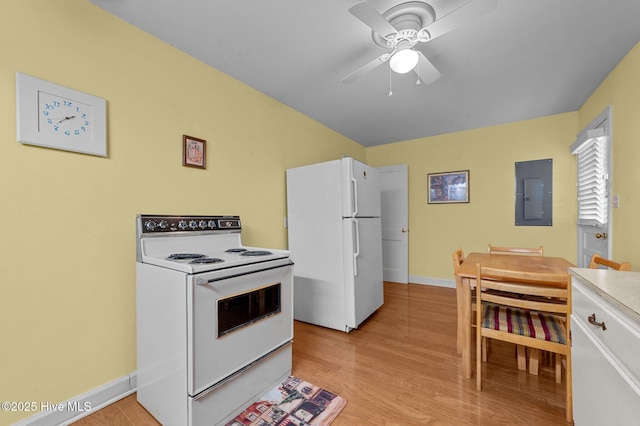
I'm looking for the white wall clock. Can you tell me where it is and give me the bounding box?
[16,72,107,157]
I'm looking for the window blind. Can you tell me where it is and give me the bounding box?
[571,129,608,227]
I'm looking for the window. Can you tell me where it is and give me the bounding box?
[570,128,608,227]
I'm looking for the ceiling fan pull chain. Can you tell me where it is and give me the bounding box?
[389,65,393,96]
[416,60,421,85]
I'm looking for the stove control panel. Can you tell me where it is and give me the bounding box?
[138,215,241,234]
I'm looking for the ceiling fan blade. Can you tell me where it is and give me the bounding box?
[425,0,497,41]
[342,53,392,84]
[414,51,441,85]
[349,1,398,38]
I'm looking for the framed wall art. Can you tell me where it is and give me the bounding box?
[427,170,469,204]
[182,135,206,169]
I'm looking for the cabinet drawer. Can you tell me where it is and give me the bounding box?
[572,319,640,425]
[572,277,640,381]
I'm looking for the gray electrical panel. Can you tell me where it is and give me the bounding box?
[515,159,552,226]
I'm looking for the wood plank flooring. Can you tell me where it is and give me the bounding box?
[73,283,570,425]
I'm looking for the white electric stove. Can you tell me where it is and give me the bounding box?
[136,214,293,426]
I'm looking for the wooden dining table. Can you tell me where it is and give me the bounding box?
[454,252,575,379]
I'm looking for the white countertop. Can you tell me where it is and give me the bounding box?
[569,267,640,324]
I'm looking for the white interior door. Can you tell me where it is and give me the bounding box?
[573,107,611,267]
[376,164,409,284]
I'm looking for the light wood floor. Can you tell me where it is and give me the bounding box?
[74,283,570,425]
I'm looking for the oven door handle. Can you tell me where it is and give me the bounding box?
[195,261,293,285]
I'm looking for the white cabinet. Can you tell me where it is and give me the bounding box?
[570,268,640,426]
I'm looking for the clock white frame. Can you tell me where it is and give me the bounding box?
[16,72,107,157]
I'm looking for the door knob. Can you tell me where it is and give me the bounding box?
[596,232,607,239]
[401,228,407,233]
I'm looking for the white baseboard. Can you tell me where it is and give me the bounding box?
[12,372,137,426]
[409,275,455,289]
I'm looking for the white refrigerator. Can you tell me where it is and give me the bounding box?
[286,157,384,332]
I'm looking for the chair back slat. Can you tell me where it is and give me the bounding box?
[482,293,568,314]
[481,280,568,297]
[488,244,543,256]
[589,254,631,271]
[480,266,567,286]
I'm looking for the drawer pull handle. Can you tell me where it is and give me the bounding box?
[588,313,607,331]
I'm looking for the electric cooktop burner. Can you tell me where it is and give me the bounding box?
[190,257,224,264]
[240,250,273,256]
[168,253,206,260]
[225,248,247,253]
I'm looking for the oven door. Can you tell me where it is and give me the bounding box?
[187,259,293,396]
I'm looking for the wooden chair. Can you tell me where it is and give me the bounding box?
[452,248,507,363]
[488,244,544,256]
[475,264,572,423]
[589,254,631,271]
[452,248,467,353]
[452,247,465,271]
[487,244,543,369]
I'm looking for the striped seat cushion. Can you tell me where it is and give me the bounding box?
[481,304,566,345]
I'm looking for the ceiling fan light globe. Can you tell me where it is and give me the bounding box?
[390,49,419,74]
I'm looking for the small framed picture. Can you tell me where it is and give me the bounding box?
[428,170,469,204]
[183,135,206,169]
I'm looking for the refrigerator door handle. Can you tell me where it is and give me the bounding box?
[353,218,360,276]
[351,169,358,217]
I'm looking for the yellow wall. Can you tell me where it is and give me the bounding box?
[0,1,364,423]
[578,42,640,267]
[367,113,579,280]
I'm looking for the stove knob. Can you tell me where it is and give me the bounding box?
[189,220,198,229]
[178,220,188,230]
[199,220,207,229]
[208,220,217,228]
[145,220,157,231]
[158,220,168,229]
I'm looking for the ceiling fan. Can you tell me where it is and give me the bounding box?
[342,0,498,85]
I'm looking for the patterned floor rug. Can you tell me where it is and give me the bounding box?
[225,375,347,425]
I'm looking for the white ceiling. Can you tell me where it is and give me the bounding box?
[87,0,640,147]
